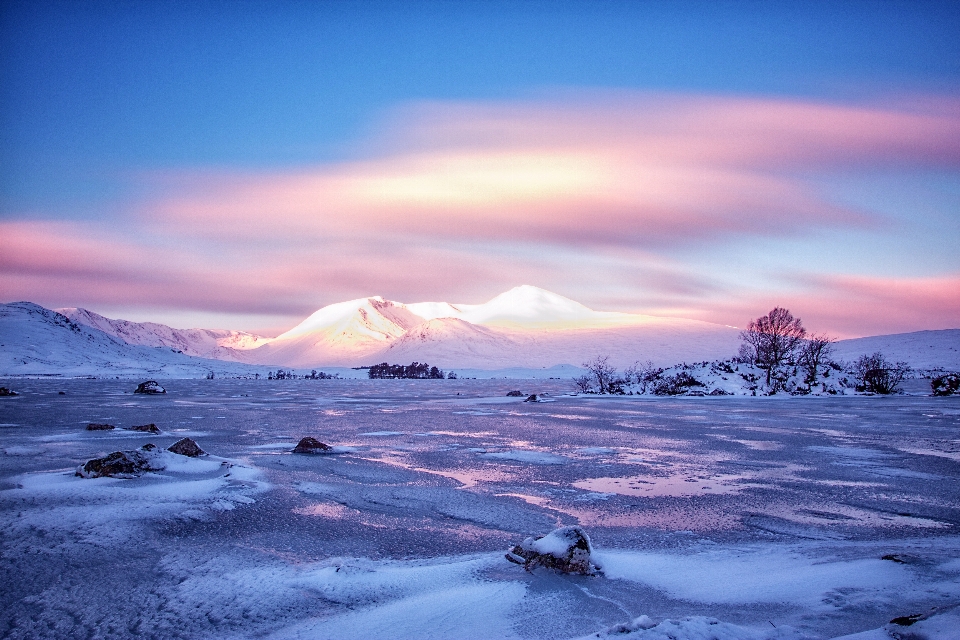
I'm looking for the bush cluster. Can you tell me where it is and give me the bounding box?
[368,362,446,379]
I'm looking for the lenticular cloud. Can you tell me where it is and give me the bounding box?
[148,92,960,246]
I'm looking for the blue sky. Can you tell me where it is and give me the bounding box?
[1,0,958,335]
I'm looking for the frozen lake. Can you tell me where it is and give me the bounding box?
[1,379,959,639]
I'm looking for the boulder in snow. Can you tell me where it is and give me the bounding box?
[168,437,205,457]
[86,423,116,431]
[134,380,166,394]
[506,390,525,397]
[523,394,539,402]
[126,423,160,434]
[77,443,164,478]
[505,526,601,575]
[0,387,18,397]
[293,437,333,453]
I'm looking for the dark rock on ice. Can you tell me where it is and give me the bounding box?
[505,526,601,575]
[134,380,166,394]
[168,437,205,457]
[506,390,524,397]
[293,437,333,453]
[76,444,164,478]
[524,394,539,402]
[709,388,730,396]
[58,391,66,395]
[86,423,116,431]
[126,423,160,434]
[0,387,18,397]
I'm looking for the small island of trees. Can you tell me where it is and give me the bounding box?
[368,362,454,379]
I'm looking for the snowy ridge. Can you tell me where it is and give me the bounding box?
[5,289,959,374]
[58,307,269,361]
[832,329,960,371]
[0,302,272,378]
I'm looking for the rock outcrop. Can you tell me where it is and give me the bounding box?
[0,387,18,397]
[506,526,601,575]
[86,423,116,431]
[77,444,164,478]
[523,394,539,402]
[167,437,205,457]
[134,381,166,394]
[293,437,333,453]
[506,390,525,397]
[126,423,160,434]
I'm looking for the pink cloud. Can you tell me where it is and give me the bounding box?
[142,93,960,247]
[0,220,546,320]
[665,273,960,338]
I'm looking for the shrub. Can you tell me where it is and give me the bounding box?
[653,372,705,396]
[931,373,960,396]
[854,352,910,394]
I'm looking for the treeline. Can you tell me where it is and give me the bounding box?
[268,370,338,380]
[368,362,454,379]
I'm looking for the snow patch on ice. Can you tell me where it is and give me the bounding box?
[483,450,569,464]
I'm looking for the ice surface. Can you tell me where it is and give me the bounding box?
[1,378,959,639]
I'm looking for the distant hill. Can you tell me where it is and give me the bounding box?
[0,302,269,378]
[832,329,960,371]
[58,307,269,361]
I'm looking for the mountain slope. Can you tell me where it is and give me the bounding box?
[58,307,269,361]
[371,315,742,369]
[832,329,960,370]
[244,297,427,367]
[0,302,269,377]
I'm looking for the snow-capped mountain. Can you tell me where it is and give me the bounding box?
[5,287,958,375]
[237,285,744,368]
[244,297,427,367]
[58,307,269,361]
[0,302,269,378]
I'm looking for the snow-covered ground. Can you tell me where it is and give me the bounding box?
[2,379,959,639]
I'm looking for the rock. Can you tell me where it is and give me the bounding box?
[506,390,524,397]
[58,391,66,395]
[293,437,333,453]
[709,388,730,396]
[76,444,164,478]
[134,381,166,394]
[168,437,205,457]
[86,423,116,431]
[0,387,18,397]
[126,423,160,434]
[524,394,539,402]
[505,526,602,575]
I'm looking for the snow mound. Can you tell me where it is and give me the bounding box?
[584,615,806,639]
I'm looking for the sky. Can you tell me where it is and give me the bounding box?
[1,0,958,338]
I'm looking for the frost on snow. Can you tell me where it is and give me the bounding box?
[506,526,601,575]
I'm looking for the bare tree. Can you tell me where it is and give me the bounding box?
[583,355,617,394]
[572,375,593,393]
[799,333,835,387]
[854,352,910,394]
[740,307,807,386]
